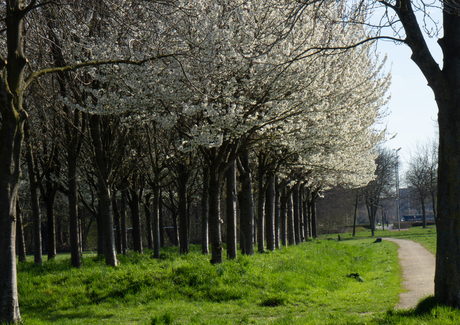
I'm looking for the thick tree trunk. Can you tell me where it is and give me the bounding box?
[209,164,223,263]
[265,172,275,251]
[201,166,210,254]
[226,160,237,259]
[238,152,254,255]
[0,5,26,318]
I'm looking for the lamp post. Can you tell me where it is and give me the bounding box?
[395,148,402,231]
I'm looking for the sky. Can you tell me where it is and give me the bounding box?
[376,23,442,180]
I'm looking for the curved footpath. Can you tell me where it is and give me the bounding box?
[383,238,435,309]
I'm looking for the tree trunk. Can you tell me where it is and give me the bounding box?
[421,199,427,228]
[287,189,295,245]
[201,166,210,254]
[0,4,26,320]
[152,185,161,259]
[238,152,254,255]
[353,191,359,237]
[302,192,308,240]
[178,163,189,255]
[274,177,280,249]
[159,190,165,248]
[226,160,237,259]
[257,154,265,253]
[120,189,128,255]
[68,157,81,267]
[209,164,223,264]
[45,194,57,260]
[25,124,42,264]
[310,191,318,238]
[280,189,287,247]
[144,196,153,250]
[265,172,275,251]
[293,183,300,244]
[112,195,122,254]
[129,186,143,254]
[99,184,117,266]
[15,202,26,263]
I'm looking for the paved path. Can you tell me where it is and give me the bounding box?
[384,238,435,309]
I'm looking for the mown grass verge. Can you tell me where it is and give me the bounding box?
[18,240,399,324]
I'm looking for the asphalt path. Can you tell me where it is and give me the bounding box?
[383,238,435,309]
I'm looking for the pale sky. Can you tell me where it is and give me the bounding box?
[376,24,442,179]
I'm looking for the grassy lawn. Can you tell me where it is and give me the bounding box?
[17,227,460,324]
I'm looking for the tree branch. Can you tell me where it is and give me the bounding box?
[23,53,184,90]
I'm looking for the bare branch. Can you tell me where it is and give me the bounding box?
[23,53,184,90]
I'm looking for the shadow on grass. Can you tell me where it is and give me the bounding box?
[375,296,460,324]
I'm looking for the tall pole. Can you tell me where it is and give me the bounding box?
[396,148,401,231]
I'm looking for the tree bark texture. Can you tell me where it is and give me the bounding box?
[15,202,26,262]
[265,172,275,251]
[152,186,161,259]
[257,154,265,253]
[209,164,223,263]
[238,152,254,255]
[293,183,301,244]
[287,190,295,245]
[178,163,189,255]
[226,160,237,259]
[0,3,26,322]
[25,124,42,264]
[201,166,210,254]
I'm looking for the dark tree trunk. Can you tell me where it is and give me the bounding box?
[144,196,153,250]
[45,194,57,260]
[25,124,42,264]
[257,154,265,253]
[15,202,26,263]
[129,185,143,254]
[152,186,161,259]
[287,189,295,245]
[120,189,128,255]
[112,195,122,254]
[293,183,300,244]
[201,166,210,254]
[96,209,104,257]
[68,158,81,267]
[159,191,165,248]
[310,192,318,238]
[280,189,287,247]
[178,163,189,255]
[238,152,254,255]
[265,172,275,251]
[353,190,359,237]
[226,160,237,259]
[209,164,223,263]
[274,177,280,249]
[302,192,308,240]
[421,199,427,228]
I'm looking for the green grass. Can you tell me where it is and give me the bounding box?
[18,228,460,324]
[18,241,400,324]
